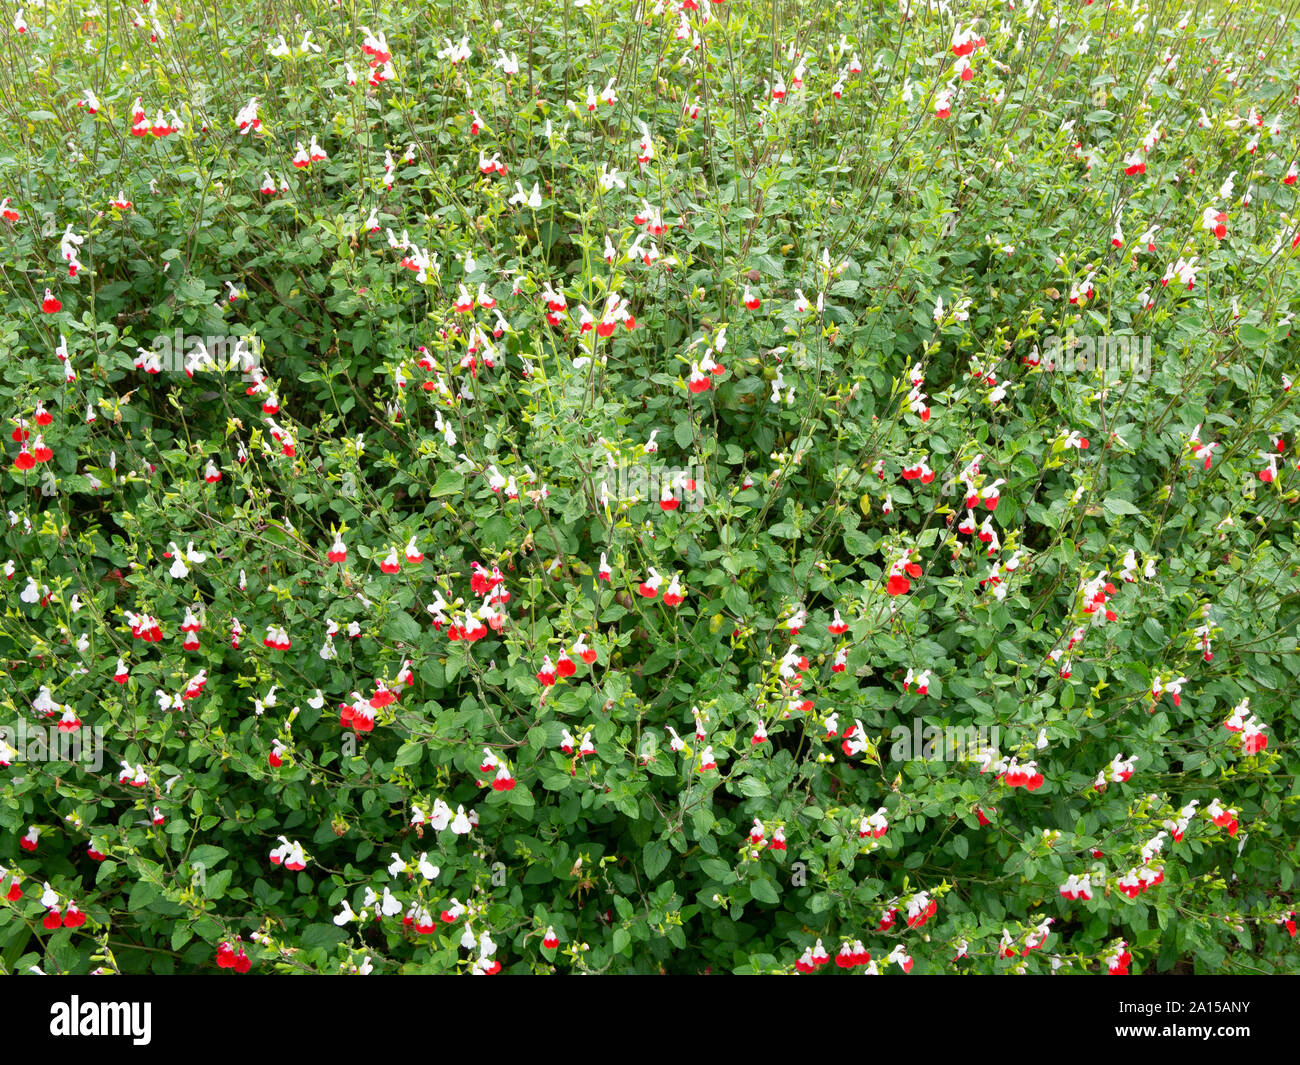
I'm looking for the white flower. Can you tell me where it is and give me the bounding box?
[598,164,625,192]
[428,799,453,831]
[509,181,542,208]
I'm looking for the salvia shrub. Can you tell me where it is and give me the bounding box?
[1,0,1298,976]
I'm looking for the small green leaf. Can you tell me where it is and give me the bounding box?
[644,840,671,879]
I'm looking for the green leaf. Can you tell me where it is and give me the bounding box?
[188,845,230,870]
[699,858,733,882]
[732,774,770,798]
[644,840,671,879]
[299,924,349,950]
[1237,323,1269,349]
[203,869,233,900]
[1102,496,1141,518]
[383,611,423,643]
[430,469,465,498]
[128,880,159,911]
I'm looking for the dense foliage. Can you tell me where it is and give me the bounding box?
[1,0,1299,975]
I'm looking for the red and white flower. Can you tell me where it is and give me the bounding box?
[269,836,307,871]
[859,807,888,839]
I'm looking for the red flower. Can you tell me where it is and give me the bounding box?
[328,534,347,563]
[537,657,557,686]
